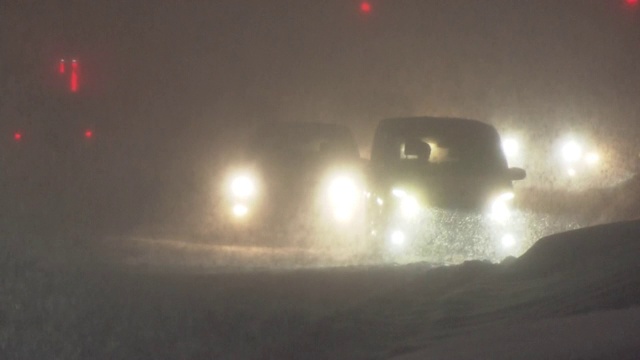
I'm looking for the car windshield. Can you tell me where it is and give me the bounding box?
[374,121,507,174]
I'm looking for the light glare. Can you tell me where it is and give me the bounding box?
[328,175,359,222]
[585,152,600,165]
[391,230,405,246]
[392,188,407,198]
[502,138,520,159]
[400,196,420,219]
[562,141,583,163]
[501,234,516,249]
[231,176,256,198]
[490,192,514,222]
[232,204,249,217]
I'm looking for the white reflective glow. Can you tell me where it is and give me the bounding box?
[392,188,407,198]
[391,230,406,246]
[328,175,359,222]
[567,168,577,177]
[490,192,514,222]
[502,138,520,159]
[562,141,583,163]
[501,234,516,249]
[333,208,353,222]
[232,204,249,218]
[585,152,600,166]
[376,197,384,206]
[231,176,256,199]
[400,196,420,219]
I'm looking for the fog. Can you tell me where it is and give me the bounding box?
[5,3,640,359]
[2,0,640,265]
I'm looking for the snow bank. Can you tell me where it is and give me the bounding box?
[266,220,640,359]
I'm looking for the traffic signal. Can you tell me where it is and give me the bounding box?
[71,59,79,93]
[57,58,80,92]
[360,1,372,14]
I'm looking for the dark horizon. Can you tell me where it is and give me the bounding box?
[3,1,640,155]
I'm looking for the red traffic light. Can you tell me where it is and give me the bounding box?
[84,129,93,139]
[626,0,638,6]
[14,132,22,141]
[360,1,372,13]
[70,59,79,93]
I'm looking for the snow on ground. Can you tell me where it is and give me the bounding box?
[265,220,640,359]
[2,220,640,359]
[391,220,640,360]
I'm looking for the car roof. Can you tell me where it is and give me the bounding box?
[377,116,498,135]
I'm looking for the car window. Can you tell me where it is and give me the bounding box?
[373,123,508,174]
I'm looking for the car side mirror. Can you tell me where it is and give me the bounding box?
[507,167,526,181]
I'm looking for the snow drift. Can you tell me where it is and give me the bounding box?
[265,220,640,359]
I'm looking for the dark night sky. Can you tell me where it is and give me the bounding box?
[2,0,640,155]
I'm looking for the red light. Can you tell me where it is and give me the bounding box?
[70,59,78,92]
[626,0,639,6]
[360,1,372,13]
[14,132,22,141]
[84,130,93,139]
[59,59,65,74]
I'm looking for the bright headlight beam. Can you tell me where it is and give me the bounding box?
[232,204,249,217]
[400,196,420,219]
[328,175,359,222]
[392,188,407,198]
[231,176,256,198]
[391,230,406,246]
[562,141,583,163]
[490,192,514,222]
[502,138,520,158]
[585,152,600,166]
[501,234,516,249]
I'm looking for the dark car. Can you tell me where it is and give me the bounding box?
[219,121,365,245]
[367,117,526,262]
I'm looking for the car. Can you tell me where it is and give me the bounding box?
[219,121,365,245]
[366,116,527,262]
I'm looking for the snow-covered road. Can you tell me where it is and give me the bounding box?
[4,219,640,359]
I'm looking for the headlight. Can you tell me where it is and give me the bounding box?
[489,191,514,222]
[328,175,359,221]
[390,230,406,246]
[500,233,517,250]
[558,137,601,178]
[232,204,249,218]
[562,140,583,163]
[227,173,258,220]
[502,137,520,159]
[400,196,420,219]
[230,175,256,199]
[392,187,421,219]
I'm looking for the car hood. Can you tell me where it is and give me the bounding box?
[376,170,512,211]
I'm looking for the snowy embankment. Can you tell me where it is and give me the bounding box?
[2,220,640,359]
[267,220,640,359]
